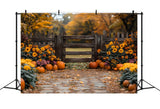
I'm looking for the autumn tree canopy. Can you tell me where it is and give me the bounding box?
[21,13,54,36]
[21,13,137,37]
[64,13,113,35]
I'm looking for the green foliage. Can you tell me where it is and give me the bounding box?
[21,64,38,89]
[119,68,137,86]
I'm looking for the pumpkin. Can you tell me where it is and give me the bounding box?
[128,84,136,91]
[21,78,25,90]
[53,65,58,70]
[105,65,111,70]
[99,62,105,68]
[116,64,123,70]
[57,61,65,70]
[132,84,137,90]
[36,66,40,72]
[37,66,45,73]
[123,80,130,87]
[89,62,98,69]
[31,61,37,66]
[45,64,53,71]
[113,67,118,71]
[96,59,102,66]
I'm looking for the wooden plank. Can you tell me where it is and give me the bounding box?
[65,58,92,63]
[32,38,55,42]
[64,43,94,48]
[63,35,94,39]
[65,51,93,55]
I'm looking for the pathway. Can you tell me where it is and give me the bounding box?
[22,69,135,93]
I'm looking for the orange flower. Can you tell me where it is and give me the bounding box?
[32,48,36,52]
[50,48,53,51]
[107,51,111,55]
[129,49,133,54]
[125,55,128,59]
[32,52,37,57]
[43,54,46,57]
[38,55,41,58]
[21,43,24,48]
[97,49,101,53]
[53,50,55,53]
[29,44,32,48]
[134,56,137,60]
[103,57,106,60]
[121,56,124,59]
[51,58,54,61]
[133,53,137,56]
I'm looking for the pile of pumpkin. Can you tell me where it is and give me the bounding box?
[89,59,123,71]
[119,63,137,92]
[36,60,65,73]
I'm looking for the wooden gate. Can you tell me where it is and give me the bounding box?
[55,33,98,63]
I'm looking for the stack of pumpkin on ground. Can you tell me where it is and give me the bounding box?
[89,59,123,71]
[36,61,65,73]
[122,80,137,92]
[119,63,137,92]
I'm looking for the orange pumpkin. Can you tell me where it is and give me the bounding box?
[45,64,53,71]
[116,64,123,70]
[36,66,40,71]
[89,62,98,69]
[57,61,65,70]
[37,66,45,73]
[123,80,130,87]
[99,62,105,68]
[128,84,136,91]
[105,65,111,70]
[31,61,37,66]
[132,84,137,90]
[21,78,25,90]
[96,59,102,66]
[53,65,58,70]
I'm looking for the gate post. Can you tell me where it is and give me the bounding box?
[55,34,63,60]
[92,32,97,61]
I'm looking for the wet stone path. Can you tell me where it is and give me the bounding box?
[22,69,134,93]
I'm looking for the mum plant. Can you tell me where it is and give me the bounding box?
[97,38,137,69]
[21,59,38,89]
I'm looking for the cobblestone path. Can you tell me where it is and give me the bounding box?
[22,69,135,93]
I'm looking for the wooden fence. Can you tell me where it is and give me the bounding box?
[28,32,55,48]
[29,31,137,63]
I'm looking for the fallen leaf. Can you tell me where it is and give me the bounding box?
[107,77,111,80]
[80,81,84,84]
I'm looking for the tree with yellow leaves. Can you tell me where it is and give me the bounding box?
[21,13,54,36]
[65,13,112,35]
